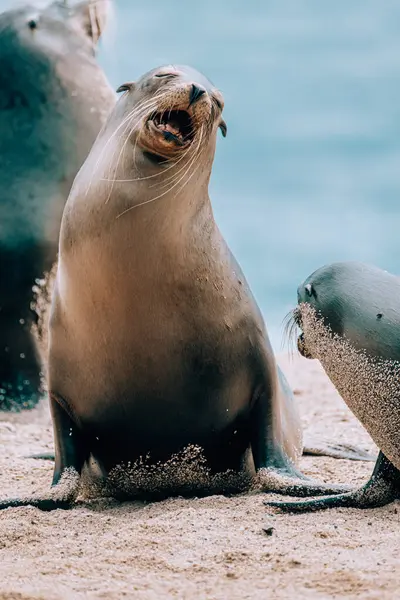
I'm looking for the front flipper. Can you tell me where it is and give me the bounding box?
[0,395,88,511]
[250,390,353,497]
[256,467,353,497]
[0,468,80,511]
[303,441,376,462]
[264,452,400,512]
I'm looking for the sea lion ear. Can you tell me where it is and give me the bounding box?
[219,119,227,138]
[69,0,112,46]
[116,82,136,94]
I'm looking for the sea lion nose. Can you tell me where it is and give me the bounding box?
[188,84,206,106]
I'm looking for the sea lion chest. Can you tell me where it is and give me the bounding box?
[49,226,263,452]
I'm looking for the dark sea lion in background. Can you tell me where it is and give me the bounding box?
[0,0,115,411]
[265,261,400,512]
[0,68,371,511]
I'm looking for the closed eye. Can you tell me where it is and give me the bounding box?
[155,73,178,79]
[213,96,223,111]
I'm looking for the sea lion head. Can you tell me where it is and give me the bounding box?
[114,64,227,166]
[0,0,111,60]
[293,272,344,360]
[62,64,227,232]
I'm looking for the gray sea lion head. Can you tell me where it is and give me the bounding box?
[0,1,111,56]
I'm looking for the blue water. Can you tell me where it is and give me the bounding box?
[98,0,400,349]
[7,1,400,349]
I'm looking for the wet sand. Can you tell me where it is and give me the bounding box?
[0,355,398,600]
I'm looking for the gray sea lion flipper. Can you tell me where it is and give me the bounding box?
[0,396,86,511]
[26,453,55,461]
[302,441,377,462]
[263,452,400,511]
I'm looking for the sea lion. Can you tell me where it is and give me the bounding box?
[265,261,400,512]
[0,0,115,411]
[0,68,371,511]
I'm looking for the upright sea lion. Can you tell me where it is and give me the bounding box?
[0,0,115,411]
[0,68,371,511]
[265,261,400,512]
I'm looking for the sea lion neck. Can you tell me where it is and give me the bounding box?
[63,130,216,244]
[61,170,216,256]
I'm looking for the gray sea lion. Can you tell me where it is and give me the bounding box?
[265,261,400,512]
[0,0,115,411]
[0,68,371,511]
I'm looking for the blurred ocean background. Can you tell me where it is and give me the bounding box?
[5,0,400,350]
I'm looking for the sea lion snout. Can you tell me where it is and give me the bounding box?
[291,307,314,359]
[123,65,227,161]
[294,283,317,359]
[297,332,313,359]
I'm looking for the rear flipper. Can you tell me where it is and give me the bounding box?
[303,441,376,462]
[264,452,400,511]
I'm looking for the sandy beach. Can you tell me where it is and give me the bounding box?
[0,354,398,600]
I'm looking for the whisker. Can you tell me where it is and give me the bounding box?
[101,92,175,203]
[100,84,208,188]
[85,90,171,196]
[85,102,149,196]
[103,106,152,204]
[281,308,300,358]
[148,143,198,190]
[115,126,204,218]
[171,144,206,200]
[99,92,199,186]
[149,122,206,191]
[150,126,205,193]
[102,144,188,184]
[104,104,155,204]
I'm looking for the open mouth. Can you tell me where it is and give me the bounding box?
[148,110,194,145]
